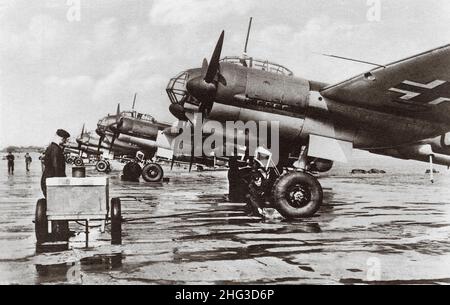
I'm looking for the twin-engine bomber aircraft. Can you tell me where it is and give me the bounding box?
[166,29,450,219]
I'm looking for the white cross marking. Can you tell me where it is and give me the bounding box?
[388,88,421,100]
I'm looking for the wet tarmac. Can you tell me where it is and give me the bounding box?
[1,153,450,285]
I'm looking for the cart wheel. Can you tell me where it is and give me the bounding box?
[111,198,122,245]
[35,199,48,244]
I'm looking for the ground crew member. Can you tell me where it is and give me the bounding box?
[6,152,14,175]
[41,129,70,197]
[41,129,71,241]
[25,153,32,172]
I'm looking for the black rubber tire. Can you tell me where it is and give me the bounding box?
[67,156,74,164]
[74,157,84,167]
[142,163,164,182]
[122,162,142,181]
[272,172,323,219]
[35,199,48,244]
[111,198,122,245]
[65,155,72,164]
[96,160,108,173]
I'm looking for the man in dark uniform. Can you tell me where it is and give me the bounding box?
[41,129,70,197]
[40,129,71,242]
[6,152,15,175]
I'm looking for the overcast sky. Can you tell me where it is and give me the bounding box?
[0,0,449,147]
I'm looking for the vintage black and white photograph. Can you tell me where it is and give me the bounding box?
[0,0,449,288]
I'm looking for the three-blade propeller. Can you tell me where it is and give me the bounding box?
[175,31,225,172]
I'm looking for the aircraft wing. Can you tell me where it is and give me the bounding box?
[320,44,450,122]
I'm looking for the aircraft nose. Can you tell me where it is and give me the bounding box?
[186,76,216,104]
[95,127,105,137]
[169,103,188,121]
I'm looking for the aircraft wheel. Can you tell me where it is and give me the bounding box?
[142,163,164,182]
[110,198,122,245]
[272,171,323,219]
[35,199,48,244]
[122,162,142,181]
[65,155,72,164]
[96,160,108,172]
[74,157,84,167]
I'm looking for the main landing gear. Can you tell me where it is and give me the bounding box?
[228,149,324,219]
[121,161,164,183]
[271,171,323,218]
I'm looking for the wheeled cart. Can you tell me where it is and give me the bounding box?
[35,177,122,247]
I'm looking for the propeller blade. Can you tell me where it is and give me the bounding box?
[204,31,224,83]
[189,154,194,172]
[97,135,104,153]
[201,58,208,79]
[170,155,176,170]
[109,134,117,154]
[81,123,85,137]
[188,124,195,172]
[117,117,124,129]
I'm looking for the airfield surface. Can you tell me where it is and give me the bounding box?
[1,154,450,285]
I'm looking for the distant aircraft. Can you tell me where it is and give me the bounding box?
[96,96,229,181]
[73,124,143,174]
[166,19,450,219]
[96,97,173,182]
